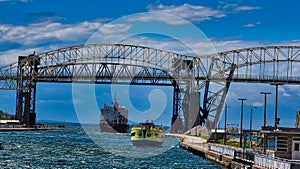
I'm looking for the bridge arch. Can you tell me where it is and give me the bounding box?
[201,46,300,128]
[209,46,300,83]
[2,44,201,131]
[1,44,300,132]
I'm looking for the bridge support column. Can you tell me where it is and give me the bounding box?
[15,54,38,127]
[182,87,190,131]
[171,84,184,133]
[15,83,36,127]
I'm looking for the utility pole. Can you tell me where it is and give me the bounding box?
[224,104,230,145]
[250,106,257,148]
[270,83,284,130]
[260,92,271,128]
[238,98,247,148]
[260,91,271,153]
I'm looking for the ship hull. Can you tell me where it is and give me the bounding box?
[100,121,129,133]
[100,95,129,134]
[131,140,163,147]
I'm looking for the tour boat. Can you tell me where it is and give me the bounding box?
[130,121,163,146]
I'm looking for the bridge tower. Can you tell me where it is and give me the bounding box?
[15,54,39,127]
[170,57,201,133]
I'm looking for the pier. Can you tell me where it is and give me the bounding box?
[168,134,300,169]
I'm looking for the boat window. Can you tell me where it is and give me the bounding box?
[131,132,135,136]
[295,143,299,151]
[138,131,143,137]
[276,137,288,152]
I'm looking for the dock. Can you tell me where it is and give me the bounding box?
[167,134,300,169]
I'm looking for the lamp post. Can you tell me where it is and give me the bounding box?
[270,83,284,130]
[238,98,247,148]
[250,106,257,148]
[260,92,271,128]
[260,91,271,153]
[224,104,230,145]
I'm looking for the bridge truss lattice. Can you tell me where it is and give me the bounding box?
[1,44,300,131]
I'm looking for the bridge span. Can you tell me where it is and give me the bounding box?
[1,44,300,132]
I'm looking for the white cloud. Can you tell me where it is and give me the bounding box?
[0,21,102,46]
[243,23,254,27]
[210,39,261,53]
[127,12,189,25]
[286,85,300,97]
[243,21,261,28]
[278,86,286,93]
[128,4,226,25]
[0,46,50,65]
[283,93,291,97]
[149,4,226,21]
[0,44,65,65]
[219,3,238,10]
[19,0,32,2]
[225,83,275,107]
[1,19,297,66]
[288,85,300,91]
[234,6,261,12]
[112,35,263,57]
[0,0,31,2]
[0,20,123,65]
[100,24,131,34]
[38,99,72,104]
[252,102,263,107]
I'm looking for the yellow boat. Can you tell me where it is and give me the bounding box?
[130,122,163,146]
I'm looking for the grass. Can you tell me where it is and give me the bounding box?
[219,139,253,149]
[186,134,210,141]
[184,134,256,149]
[0,117,12,120]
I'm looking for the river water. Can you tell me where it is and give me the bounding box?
[0,124,220,168]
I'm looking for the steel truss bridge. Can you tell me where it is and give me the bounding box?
[1,44,300,132]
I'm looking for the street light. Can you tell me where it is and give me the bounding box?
[238,98,247,148]
[260,91,271,154]
[250,106,257,148]
[270,83,284,130]
[224,104,230,145]
[260,92,271,128]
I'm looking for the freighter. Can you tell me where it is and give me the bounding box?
[100,94,129,133]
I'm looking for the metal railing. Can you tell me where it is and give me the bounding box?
[208,144,300,169]
[209,144,235,156]
[254,154,291,169]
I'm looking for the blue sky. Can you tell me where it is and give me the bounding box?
[0,0,299,129]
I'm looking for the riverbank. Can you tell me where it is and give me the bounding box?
[167,133,300,169]
[0,125,66,131]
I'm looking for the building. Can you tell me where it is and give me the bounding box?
[261,127,300,160]
[0,120,20,125]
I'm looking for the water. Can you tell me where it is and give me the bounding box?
[0,124,220,168]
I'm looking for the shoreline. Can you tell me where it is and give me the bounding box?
[167,133,300,169]
[0,126,66,131]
